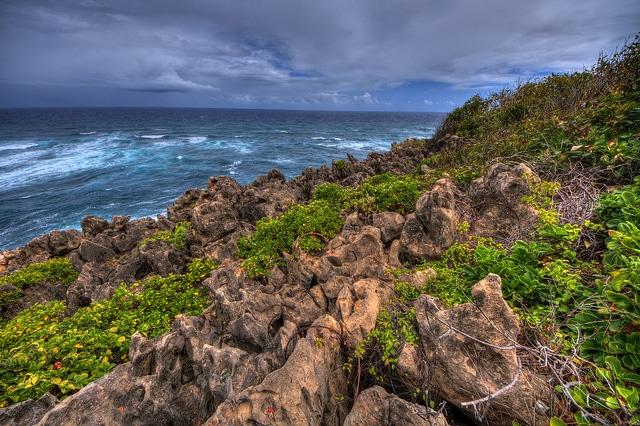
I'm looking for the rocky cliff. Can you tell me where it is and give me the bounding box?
[1,135,560,425]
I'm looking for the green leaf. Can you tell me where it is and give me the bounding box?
[550,417,566,426]
[605,356,623,375]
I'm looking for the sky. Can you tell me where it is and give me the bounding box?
[0,1,638,112]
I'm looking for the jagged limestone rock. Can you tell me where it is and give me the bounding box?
[470,163,540,239]
[204,315,344,426]
[415,274,558,425]
[399,175,458,262]
[343,385,449,426]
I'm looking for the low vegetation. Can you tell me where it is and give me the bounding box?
[0,258,79,312]
[0,258,215,407]
[238,172,430,278]
[138,221,193,250]
[349,37,640,425]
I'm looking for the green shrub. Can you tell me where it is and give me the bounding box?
[0,258,79,311]
[237,200,343,278]
[311,183,347,204]
[0,258,215,407]
[139,221,192,250]
[0,258,79,289]
[345,173,429,215]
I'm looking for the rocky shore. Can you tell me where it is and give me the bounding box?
[1,135,560,425]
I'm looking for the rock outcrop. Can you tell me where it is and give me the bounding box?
[470,163,540,240]
[399,175,459,262]
[344,386,449,426]
[0,133,556,426]
[415,274,558,425]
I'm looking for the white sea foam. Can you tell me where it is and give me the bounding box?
[311,136,326,140]
[176,155,183,160]
[188,136,207,143]
[276,156,294,164]
[138,134,165,139]
[0,142,38,152]
[79,131,96,135]
[228,160,242,175]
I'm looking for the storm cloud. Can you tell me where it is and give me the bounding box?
[1,0,638,111]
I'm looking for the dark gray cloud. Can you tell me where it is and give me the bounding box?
[1,0,638,111]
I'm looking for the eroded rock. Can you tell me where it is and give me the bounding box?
[343,385,449,426]
[204,314,343,426]
[470,163,540,239]
[399,175,458,262]
[415,274,558,425]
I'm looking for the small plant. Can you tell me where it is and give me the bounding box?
[0,258,79,311]
[236,200,343,278]
[0,258,79,289]
[520,175,561,226]
[139,221,192,250]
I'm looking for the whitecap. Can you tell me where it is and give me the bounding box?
[79,131,96,135]
[311,137,326,140]
[0,142,38,152]
[332,137,344,141]
[279,130,289,133]
[138,134,165,139]
[228,160,242,175]
[188,136,207,143]
[176,155,183,160]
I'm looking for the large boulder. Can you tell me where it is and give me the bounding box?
[343,385,449,426]
[415,274,558,425]
[470,163,540,239]
[399,175,458,262]
[204,314,344,425]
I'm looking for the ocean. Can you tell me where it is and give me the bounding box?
[0,108,445,251]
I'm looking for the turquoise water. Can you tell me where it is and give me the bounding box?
[0,108,444,250]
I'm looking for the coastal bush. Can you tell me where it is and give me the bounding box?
[0,258,78,289]
[139,221,192,250]
[433,35,640,185]
[313,172,429,215]
[346,173,429,214]
[0,258,215,407]
[237,200,343,278]
[0,258,79,311]
[557,178,640,424]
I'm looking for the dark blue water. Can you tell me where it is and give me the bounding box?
[0,108,444,251]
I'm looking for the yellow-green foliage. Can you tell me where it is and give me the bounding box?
[0,258,80,311]
[0,258,215,407]
[139,221,192,250]
[0,258,79,289]
[236,200,343,278]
